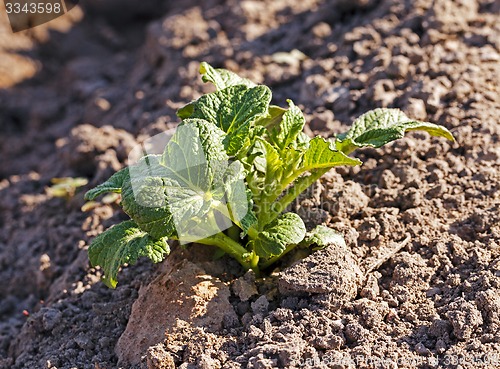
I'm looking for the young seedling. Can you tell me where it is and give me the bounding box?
[47,177,88,201]
[84,62,454,287]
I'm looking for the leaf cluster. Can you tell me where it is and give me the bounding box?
[84,62,454,287]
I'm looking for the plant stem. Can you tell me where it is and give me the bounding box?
[250,252,260,277]
[227,224,241,243]
[265,168,328,224]
[260,243,298,269]
[247,225,259,239]
[197,232,256,272]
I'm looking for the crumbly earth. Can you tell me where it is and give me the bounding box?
[0,0,499,368]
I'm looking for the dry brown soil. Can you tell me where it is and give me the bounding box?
[0,0,499,368]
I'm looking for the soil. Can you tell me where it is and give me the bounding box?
[0,0,499,368]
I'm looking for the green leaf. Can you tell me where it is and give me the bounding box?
[88,221,169,288]
[335,108,455,154]
[84,168,129,200]
[255,105,287,129]
[199,61,256,90]
[178,63,258,120]
[302,137,362,171]
[161,119,228,189]
[301,225,346,250]
[177,85,272,155]
[252,138,283,181]
[217,160,257,234]
[296,132,311,148]
[122,119,253,242]
[177,103,194,120]
[271,100,305,153]
[245,138,285,209]
[253,213,306,257]
[120,156,177,240]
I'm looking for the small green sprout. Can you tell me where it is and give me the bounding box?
[47,177,88,201]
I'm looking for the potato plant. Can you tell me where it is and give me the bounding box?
[84,62,454,287]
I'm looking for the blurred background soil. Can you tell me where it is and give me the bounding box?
[0,0,499,368]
